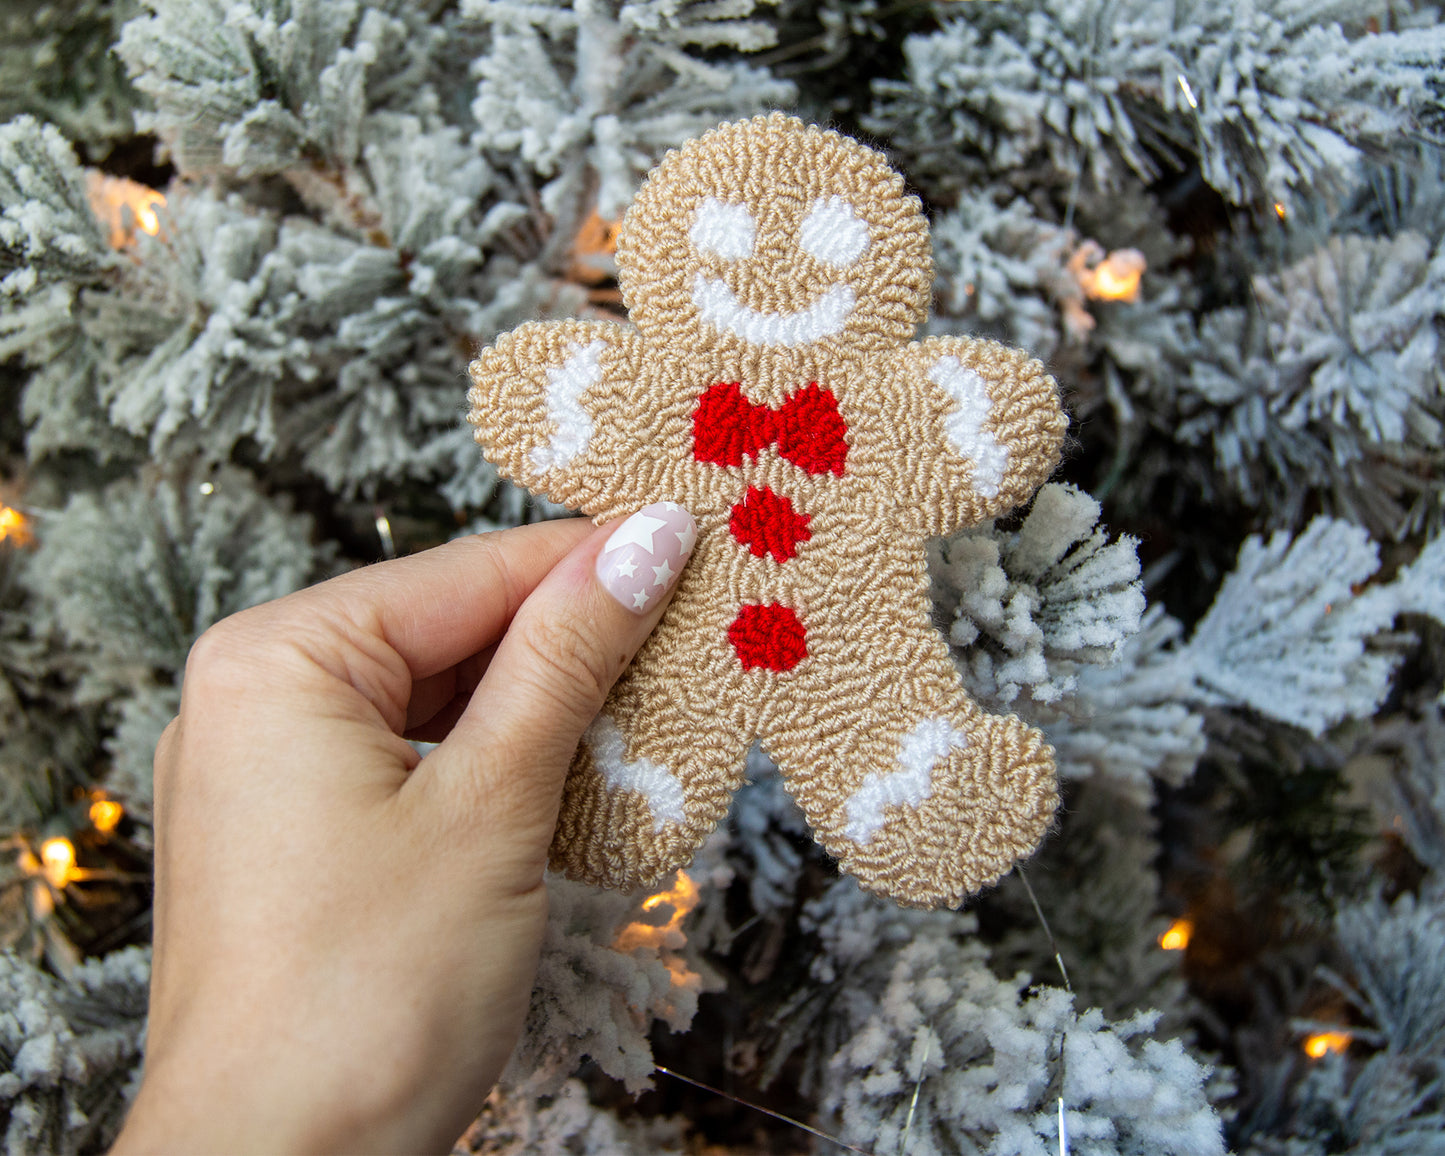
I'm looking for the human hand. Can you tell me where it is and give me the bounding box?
[111,504,696,1155]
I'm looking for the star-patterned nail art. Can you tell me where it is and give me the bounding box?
[597,502,697,616]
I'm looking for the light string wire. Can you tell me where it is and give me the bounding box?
[654,1064,877,1155]
[654,864,1078,1156]
[897,1034,931,1155]
[1018,866,1073,1156]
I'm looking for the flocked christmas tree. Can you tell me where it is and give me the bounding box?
[3,1,1445,1152]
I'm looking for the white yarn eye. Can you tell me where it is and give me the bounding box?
[799,195,870,268]
[689,197,756,261]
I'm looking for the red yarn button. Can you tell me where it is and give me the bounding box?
[730,486,811,563]
[728,603,807,672]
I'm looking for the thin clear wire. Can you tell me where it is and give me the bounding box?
[655,867,1079,1155]
[898,1034,931,1154]
[654,1065,877,1155]
[1019,867,1072,1156]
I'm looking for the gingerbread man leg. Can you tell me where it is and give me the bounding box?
[762,582,1058,909]
[549,655,749,890]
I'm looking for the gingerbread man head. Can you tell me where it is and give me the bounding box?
[617,114,931,358]
[469,114,1067,908]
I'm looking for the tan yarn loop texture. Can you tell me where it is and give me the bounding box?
[467,114,1067,909]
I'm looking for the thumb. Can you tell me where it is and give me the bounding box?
[429,501,697,832]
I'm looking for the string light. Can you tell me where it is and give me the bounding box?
[90,797,124,834]
[1273,201,1288,221]
[567,208,627,313]
[568,207,622,299]
[639,870,699,915]
[29,876,55,918]
[374,510,396,560]
[1159,918,1193,951]
[39,836,77,889]
[1177,74,1200,110]
[85,171,167,249]
[1070,243,1147,303]
[616,870,700,987]
[571,208,619,278]
[0,504,32,546]
[1303,1030,1351,1059]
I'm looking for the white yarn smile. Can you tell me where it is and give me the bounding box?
[691,273,855,347]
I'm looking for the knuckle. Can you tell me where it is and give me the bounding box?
[463,530,507,577]
[458,533,530,622]
[182,618,243,682]
[180,612,273,695]
[429,731,570,844]
[514,613,619,715]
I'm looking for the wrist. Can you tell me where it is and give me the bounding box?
[112,1053,358,1156]
[113,1032,477,1156]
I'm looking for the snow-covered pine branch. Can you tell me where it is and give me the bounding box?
[117,0,443,177]
[0,947,150,1156]
[870,0,1445,209]
[465,0,794,218]
[932,482,1146,712]
[1177,232,1444,538]
[22,466,322,810]
[0,115,112,297]
[1183,518,1410,736]
[799,882,1225,1156]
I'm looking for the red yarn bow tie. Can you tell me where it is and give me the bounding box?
[692,382,849,477]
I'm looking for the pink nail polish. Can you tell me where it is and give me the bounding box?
[596,502,697,615]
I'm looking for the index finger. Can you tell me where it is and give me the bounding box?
[258,518,595,682]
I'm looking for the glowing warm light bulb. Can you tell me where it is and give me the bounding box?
[0,505,32,546]
[640,870,699,914]
[1067,241,1147,308]
[1087,250,1146,302]
[85,171,167,249]
[1303,1030,1351,1059]
[568,208,621,287]
[615,870,701,984]
[1273,201,1288,221]
[90,798,124,834]
[1159,918,1193,951]
[40,836,77,889]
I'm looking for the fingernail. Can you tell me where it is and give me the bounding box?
[596,502,697,615]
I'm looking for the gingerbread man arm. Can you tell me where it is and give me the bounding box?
[869,335,1067,536]
[467,320,663,517]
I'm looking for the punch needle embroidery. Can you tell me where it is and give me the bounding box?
[468,114,1067,908]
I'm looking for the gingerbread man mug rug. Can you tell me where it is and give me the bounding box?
[468,113,1067,909]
